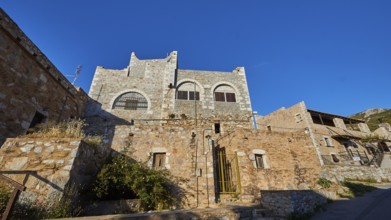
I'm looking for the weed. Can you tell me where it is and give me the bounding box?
[317,178,332,188]
[83,135,103,147]
[24,120,85,138]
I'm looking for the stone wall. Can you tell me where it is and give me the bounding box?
[84,112,321,208]
[0,138,109,206]
[0,9,89,144]
[320,165,391,183]
[214,129,322,203]
[260,190,327,217]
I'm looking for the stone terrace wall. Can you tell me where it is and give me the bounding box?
[0,138,109,206]
[261,190,327,217]
[0,9,89,144]
[320,165,391,183]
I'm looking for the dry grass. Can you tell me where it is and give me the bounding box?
[24,120,85,138]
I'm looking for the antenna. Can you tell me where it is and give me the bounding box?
[65,65,82,85]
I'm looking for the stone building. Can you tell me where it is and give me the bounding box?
[256,101,391,168]
[85,54,323,208]
[0,8,88,145]
[88,51,253,128]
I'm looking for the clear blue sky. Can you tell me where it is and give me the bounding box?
[2,1,390,116]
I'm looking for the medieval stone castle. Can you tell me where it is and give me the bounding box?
[1,8,391,217]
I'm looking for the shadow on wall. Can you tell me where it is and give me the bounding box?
[83,99,133,151]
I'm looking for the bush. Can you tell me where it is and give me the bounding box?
[0,183,11,214]
[317,178,332,188]
[93,155,176,211]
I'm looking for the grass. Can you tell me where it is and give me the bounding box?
[24,120,85,138]
[344,178,378,183]
[317,178,332,188]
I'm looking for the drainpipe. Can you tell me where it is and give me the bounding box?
[203,128,213,208]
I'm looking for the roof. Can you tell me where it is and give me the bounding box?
[307,109,365,124]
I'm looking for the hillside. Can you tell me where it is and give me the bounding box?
[350,108,391,131]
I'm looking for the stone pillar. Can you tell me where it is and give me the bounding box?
[333,118,347,129]
[358,123,371,133]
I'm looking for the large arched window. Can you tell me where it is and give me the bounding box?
[112,92,148,110]
[176,82,200,101]
[214,85,236,102]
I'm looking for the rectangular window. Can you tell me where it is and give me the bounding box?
[153,153,166,168]
[215,92,225,102]
[177,91,188,100]
[125,100,138,110]
[189,91,200,100]
[225,93,236,102]
[214,123,221,134]
[324,137,333,147]
[255,154,264,168]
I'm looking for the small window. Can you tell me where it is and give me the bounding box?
[324,137,333,147]
[295,113,302,122]
[255,154,264,168]
[214,123,221,134]
[267,125,272,132]
[153,153,166,169]
[331,154,339,163]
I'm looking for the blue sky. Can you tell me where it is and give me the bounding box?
[2,1,390,116]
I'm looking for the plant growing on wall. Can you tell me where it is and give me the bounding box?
[93,154,176,211]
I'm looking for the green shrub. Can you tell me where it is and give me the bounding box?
[317,178,332,188]
[93,155,176,211]
[0,183,11,214]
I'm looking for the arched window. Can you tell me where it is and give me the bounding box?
[176,82,200,101]
[112,92,148,110]
[214,85,236,102]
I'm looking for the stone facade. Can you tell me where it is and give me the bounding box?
[256,101,383,167]
[0,138,109,206]
[0,9,89,145]
[87,52,253,127]
[83,113,322,208]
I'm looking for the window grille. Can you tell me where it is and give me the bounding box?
[215,92,225,102]
[225,93,236,102]
[113,92,148,110]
